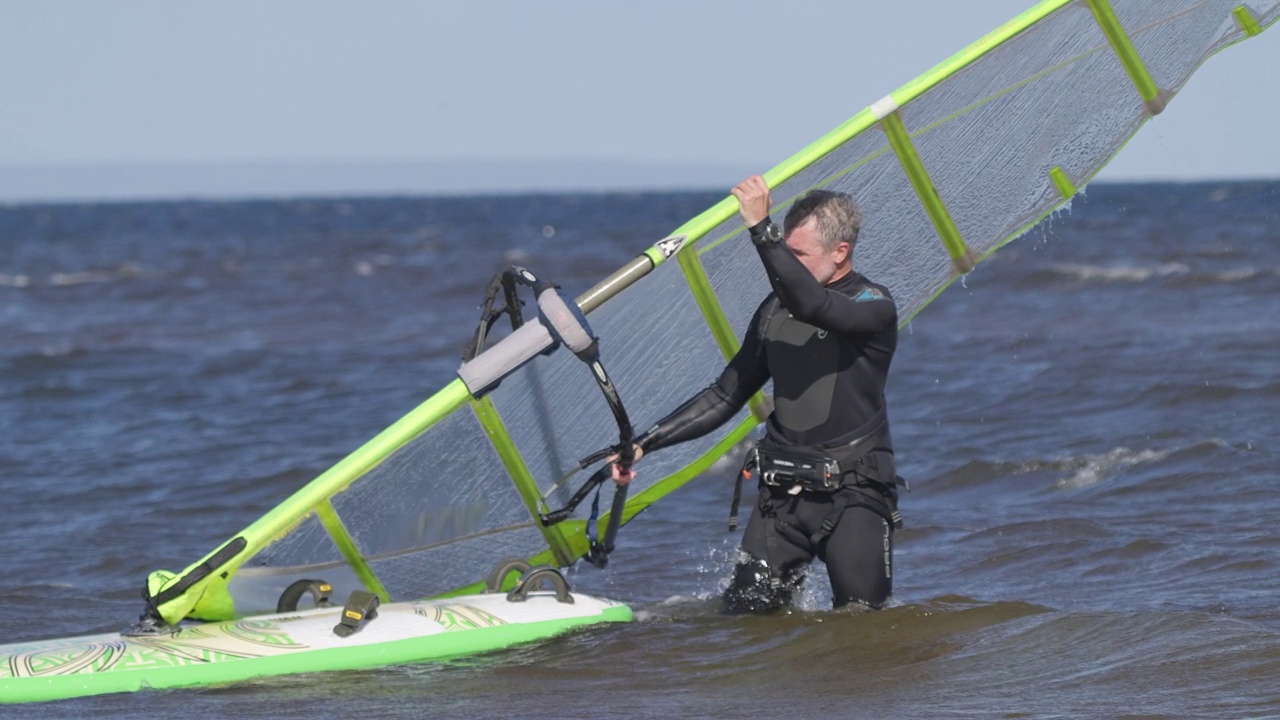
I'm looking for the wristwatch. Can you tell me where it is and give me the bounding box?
[749,218,783,247]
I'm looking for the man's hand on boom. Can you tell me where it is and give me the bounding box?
[609,445,644,486]
[731,175,772,227]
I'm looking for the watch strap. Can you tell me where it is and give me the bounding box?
[748,217,781,246]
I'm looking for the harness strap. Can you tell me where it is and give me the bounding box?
[811,490,855,547]
[809,485,902,548]
[729,466,748,531]
[759,492,791,581]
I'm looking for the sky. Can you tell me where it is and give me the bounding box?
[1,0,1276,202]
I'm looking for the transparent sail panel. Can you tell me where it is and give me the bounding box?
[491,259,747,511]
[329,409,530,558]
[253,512,343,568]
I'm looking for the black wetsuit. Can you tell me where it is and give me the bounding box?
[637,234,899,611]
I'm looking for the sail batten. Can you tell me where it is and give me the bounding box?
[1087,0,1169,113]
[881,110,976,275]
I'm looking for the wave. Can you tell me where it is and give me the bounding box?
[0,263,149,290]
[915,438,1263,510]
[1133,379,1280,405]
[1051,446,1172,489]
[912,609,1280,717]
[2,345,90,377]
[1018,262,1278,286]
[0,257,393,290]
[518,594,1053,679]
[1049,261,1190,283]
[923,444,1176,493]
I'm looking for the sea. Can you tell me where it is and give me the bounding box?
[2,181,1278,718]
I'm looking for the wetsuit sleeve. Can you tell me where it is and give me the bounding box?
[636,302,772,454]
[756,241,896,335]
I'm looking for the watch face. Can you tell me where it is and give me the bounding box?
[765,223,783,241]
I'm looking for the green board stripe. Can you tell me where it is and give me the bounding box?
[1084,0,1167,114]
[0,605,632,704]
[470,396,576,566]
[880,111,976,274]
[314,500,391,602]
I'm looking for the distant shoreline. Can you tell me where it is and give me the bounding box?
[0,160,755,205]
[1,160,1274,206]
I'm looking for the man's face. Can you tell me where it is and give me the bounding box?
[786,218,850,285]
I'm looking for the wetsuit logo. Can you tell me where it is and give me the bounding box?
[816,329,828,339]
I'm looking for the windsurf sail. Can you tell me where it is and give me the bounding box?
[145,0,1276,625]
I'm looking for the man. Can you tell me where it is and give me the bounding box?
[612,175,901,611]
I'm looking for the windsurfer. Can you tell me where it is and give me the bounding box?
[611,175,902,612]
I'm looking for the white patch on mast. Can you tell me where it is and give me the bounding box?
[870,95,900,120]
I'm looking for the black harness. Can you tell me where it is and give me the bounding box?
[730,414,904,548]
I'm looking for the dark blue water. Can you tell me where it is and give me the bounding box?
[2,182,1279,718]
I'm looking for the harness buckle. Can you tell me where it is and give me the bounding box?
[753,444,844,493]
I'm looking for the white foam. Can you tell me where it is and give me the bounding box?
[1051,262,1189,283]
[50,270,114,286]
[1055,447,1171,489]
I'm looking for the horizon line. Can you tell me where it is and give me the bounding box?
[1,159,1275,206]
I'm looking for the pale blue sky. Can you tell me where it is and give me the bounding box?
[2,1,1276,201]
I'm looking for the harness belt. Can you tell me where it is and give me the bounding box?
[729,415,905,536]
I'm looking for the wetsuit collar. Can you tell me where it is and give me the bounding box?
[824,266,853,286]
[826,268,864,289]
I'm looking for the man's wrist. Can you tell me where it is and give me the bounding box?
[749,217,783,246]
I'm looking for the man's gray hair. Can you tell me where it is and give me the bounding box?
[782,189,863,252]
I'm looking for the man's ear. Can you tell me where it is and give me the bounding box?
[835,242,852,264]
